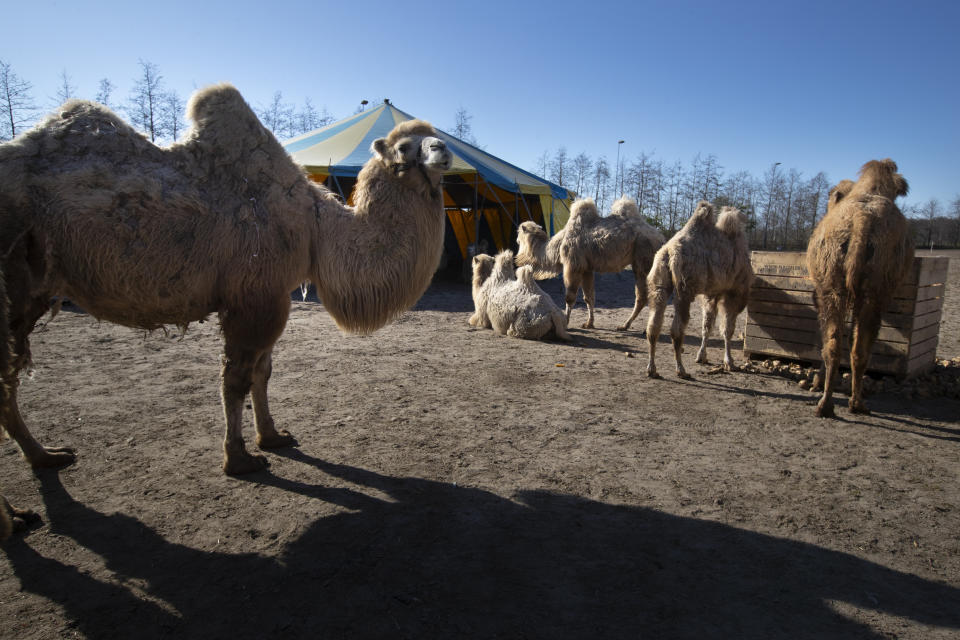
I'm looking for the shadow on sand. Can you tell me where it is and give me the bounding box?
[6,456,960,639]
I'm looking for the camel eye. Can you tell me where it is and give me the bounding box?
[398,143,410,154]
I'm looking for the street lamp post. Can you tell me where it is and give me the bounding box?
[615,140,625,198]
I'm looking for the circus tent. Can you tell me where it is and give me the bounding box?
[282,101,574,277]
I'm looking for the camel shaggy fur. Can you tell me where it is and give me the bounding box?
[0,84,452,475]
[646,201,753,379]
[515,197,665,331]
[806,159,912,417]
[470,250,572,341]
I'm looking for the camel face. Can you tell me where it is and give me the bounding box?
[472,254,495,285]
[374,133,451,177]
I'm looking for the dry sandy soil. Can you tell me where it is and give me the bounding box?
[2,250,959,639]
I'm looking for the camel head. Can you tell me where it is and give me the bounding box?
[472,253,495,288]
[371,119,452,196]
[517,221,548,247]
[856,158,908,200]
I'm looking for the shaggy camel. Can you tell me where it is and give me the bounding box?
[515,196,665,331]
[0,84,452,475]
[470,250,572,341]
[806,159,913,417]
[646,201,752,379]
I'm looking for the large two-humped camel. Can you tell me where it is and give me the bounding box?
[806,159,913,418]
[645,201,753,379]
[515,196,665,331]
[469,250,571,341]
[0,83,452,476]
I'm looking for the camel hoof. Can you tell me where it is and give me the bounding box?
[223,452,269,476]
[678,371,693,380]
[581,322,594,329]
[816,402,836,419]
[615,324,629,332]
[28,447,77,470]
[724,362,739,372]
[257,429,297,449]
[849,403,871,415]
[646,369,661,379]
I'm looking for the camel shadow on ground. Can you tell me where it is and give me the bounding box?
[6,458,960,639]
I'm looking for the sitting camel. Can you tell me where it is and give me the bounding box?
[515,197,665,331]
[0,83,452,476]
[646,201,752,379]
[806,159,913,417]
[470,250,572,341]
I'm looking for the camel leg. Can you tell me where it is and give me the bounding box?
[646,288,668,378]
[219,299,290,475]
[848,303,881,415]
[1,494,40,539]
[2,383,76,468]
[618,274,647,332]
[251,350,296,449]
[671,293,693,379]
[551,310,573,342]
[816,306,844,419]
[563,267,582,327]
[696,296,717,364]
[719,291,747,372]
[580,272,596,329]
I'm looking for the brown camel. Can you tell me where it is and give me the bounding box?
[645,201,752,379]
[515,196,665,331]
[806,159,913,417]
[0,84,451,475]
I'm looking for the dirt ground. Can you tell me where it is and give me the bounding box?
[2,250,959,639]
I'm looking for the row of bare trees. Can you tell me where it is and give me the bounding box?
[536,146,960,250]
[0,59,334,144]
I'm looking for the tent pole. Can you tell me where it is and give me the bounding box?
[473,173,480,255]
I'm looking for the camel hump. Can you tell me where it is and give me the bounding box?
[715,206,747,238]
[184,84,270,151]
[186,83,249,122]
[610,196,641,218]
[687,200,716,229]
[569,198,600,224]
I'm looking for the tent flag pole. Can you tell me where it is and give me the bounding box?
[473,173,480,256]
[516,182,535,224]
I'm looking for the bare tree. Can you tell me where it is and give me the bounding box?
[95,78,115,108]
[160,90,186,141]
[258,91,295,139]
[0,59,37,140]
[760,162,783,249]
[452,106,478,145]
[549,147,570,188]
[534,150,550,179]
[53,69,77,105]
[571,152,592,197]
[292,97,333,135]
[592,156,611,211]
[952,195,960,247]
[922,198,942,249]
[127,59,165,142]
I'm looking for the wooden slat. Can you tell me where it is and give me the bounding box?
[746,311,819,332]
[917,257,949,285]
[743,336,904,374]
[912,308,943,332]
[916,283,944,302]
[750,274,814,292]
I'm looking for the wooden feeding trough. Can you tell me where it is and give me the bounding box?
[744,251,949,379]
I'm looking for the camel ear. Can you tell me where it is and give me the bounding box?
[372,138,389,158]
[894,175,909,197]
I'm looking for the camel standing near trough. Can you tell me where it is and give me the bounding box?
[0,84,452,475]
[645,201,752,379]
[806,159,913,417]
[470,250,572,341]
[515,197,665,331]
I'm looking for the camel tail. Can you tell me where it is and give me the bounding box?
[646,247,674,308]
[844,216,872,299]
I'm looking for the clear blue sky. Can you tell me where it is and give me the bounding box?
[4,0,958,211]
